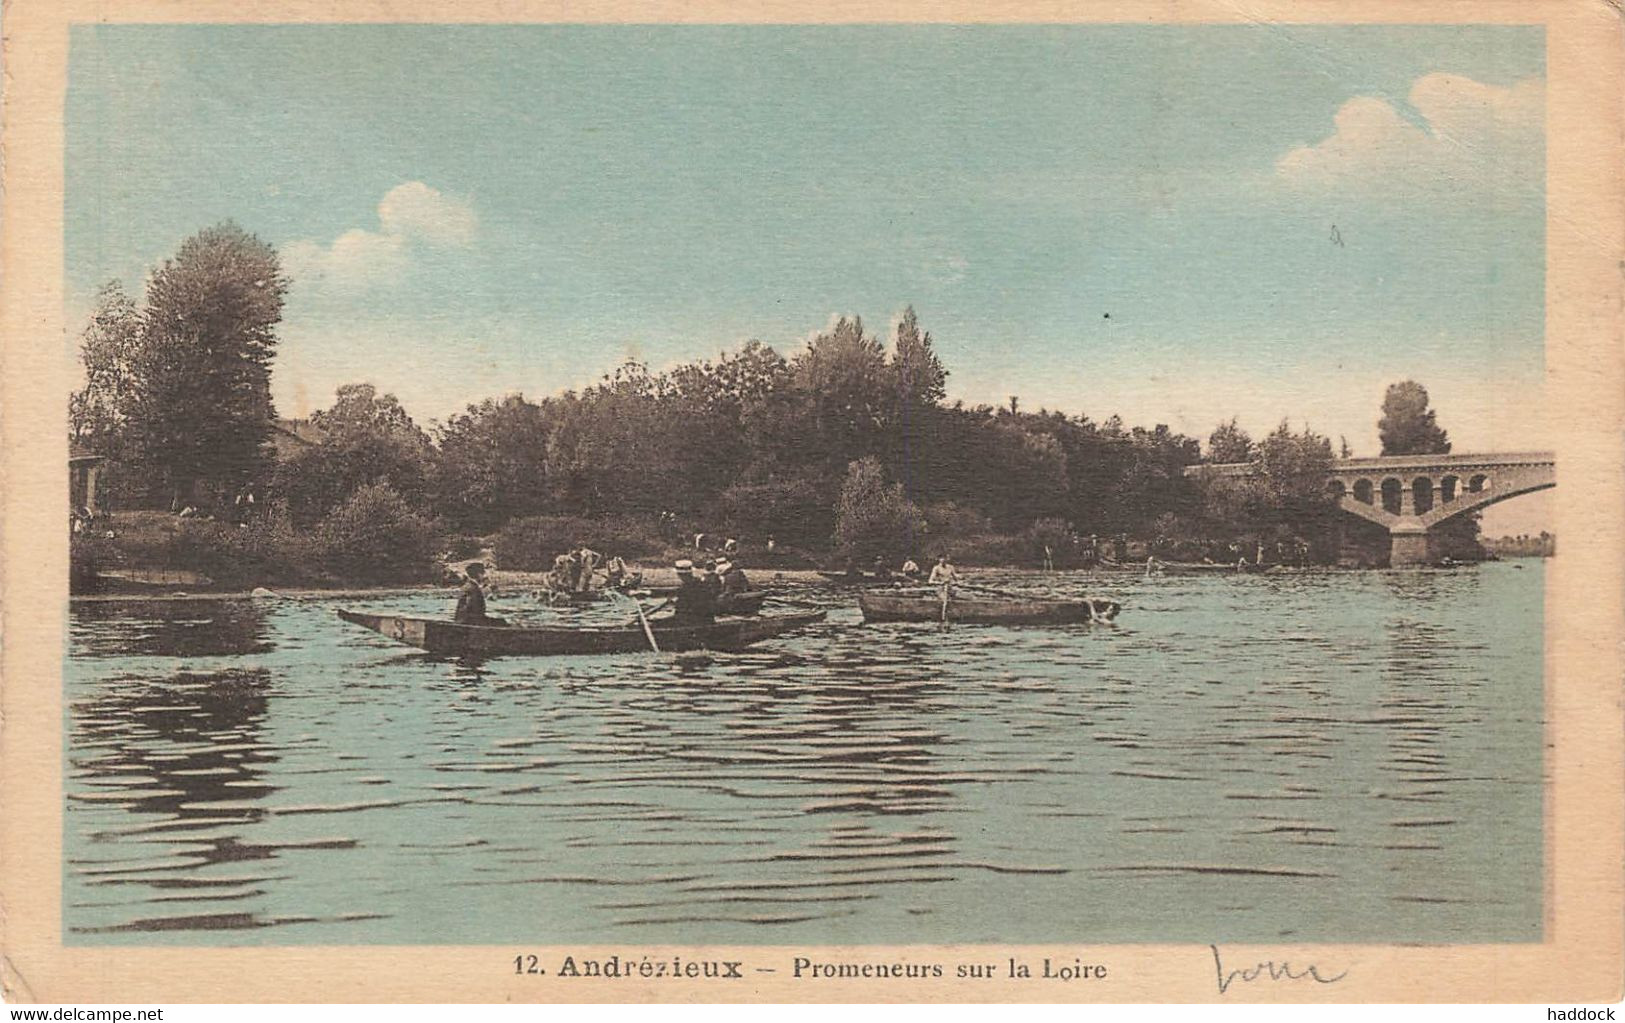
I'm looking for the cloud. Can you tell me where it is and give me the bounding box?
[1277,73,1542,199]
[283,181,477,290]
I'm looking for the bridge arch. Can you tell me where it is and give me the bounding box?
[1412,477,1434,514]
[1352,479,1373,505]
[1380,477,1403,515]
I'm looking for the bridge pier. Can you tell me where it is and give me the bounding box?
[1389,526,1431,567]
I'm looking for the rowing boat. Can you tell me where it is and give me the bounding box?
[337,608,825,657]
[858,590,1119,625]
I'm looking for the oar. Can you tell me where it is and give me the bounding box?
[612,590,661,653]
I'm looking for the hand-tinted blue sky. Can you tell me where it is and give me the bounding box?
[66,24,1549,528]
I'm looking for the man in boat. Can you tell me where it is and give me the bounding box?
[715,559,752,613]
[454,562,506,626]
[900,557,921,580]
[671,559,717,623]
[929,554,958,590]
[604,554,632,589]
[871,556,893,581]
[575,545,602,592]
[546,553,576,597]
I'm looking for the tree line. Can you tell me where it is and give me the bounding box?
[70,222,1475,583]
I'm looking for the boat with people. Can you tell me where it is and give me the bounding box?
[336,607,825,657]
[858,589,1120,625]
[636,588,769,616]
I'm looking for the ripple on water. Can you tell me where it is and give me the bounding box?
[64,566,1545,944]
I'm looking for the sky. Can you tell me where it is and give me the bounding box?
[65,24,1550,532]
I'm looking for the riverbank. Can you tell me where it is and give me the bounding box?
[67,559,1533,603]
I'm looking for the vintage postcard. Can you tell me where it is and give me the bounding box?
[2,0,1621,1006]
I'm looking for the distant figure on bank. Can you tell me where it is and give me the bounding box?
[454,562,505,626]
[723,537,739,556]
[672,559,717,623]
[765,535,777,556]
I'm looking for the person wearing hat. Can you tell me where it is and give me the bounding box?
[454,562,505,626]
[715,558,752,612]
[672,559,716,624]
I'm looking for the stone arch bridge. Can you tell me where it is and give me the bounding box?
[1185,451,1555,566]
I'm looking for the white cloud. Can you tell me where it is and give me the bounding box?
[1277,73,1543,198]
[283,181,477,290]
[377,181,478,246]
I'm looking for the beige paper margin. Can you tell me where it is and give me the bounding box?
[2,0,1620,1004]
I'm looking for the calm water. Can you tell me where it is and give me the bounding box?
[64,562,1544,945]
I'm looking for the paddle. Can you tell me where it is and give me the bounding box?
[611,590,661,653]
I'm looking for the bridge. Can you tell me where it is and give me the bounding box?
[1185,451,1555,566]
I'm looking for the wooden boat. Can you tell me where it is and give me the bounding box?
[336,608,825,657]
[858,590,1120,625]
[717,591,767,616]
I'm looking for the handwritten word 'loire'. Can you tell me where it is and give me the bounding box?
[1211,945,1347,994]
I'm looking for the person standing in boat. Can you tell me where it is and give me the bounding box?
[575,545,602,591]
[454,562,505,626]
[929,554,958,591]
[672,559,717,623]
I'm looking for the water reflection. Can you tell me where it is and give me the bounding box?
[73,599,272,658]
[64,564,1545,945]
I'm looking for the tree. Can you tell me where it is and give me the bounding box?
[889,307,948,409]
[433,394,555,530]
[1206,418,1255,464]
[790,316,890,472]
[310,383,429,445]
[81,223,288,507]
[1379,381,1451,456]
[272,383,437,526]
[832,457,924,562]
[71,283,146,504]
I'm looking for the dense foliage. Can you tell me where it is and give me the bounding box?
[72,223,287,508]
[75,227,1492,584]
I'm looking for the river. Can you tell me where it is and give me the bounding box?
[64,561,1544,946]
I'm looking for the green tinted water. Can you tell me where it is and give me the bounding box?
[64,562,1543,945]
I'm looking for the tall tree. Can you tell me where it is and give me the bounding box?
[789,316,890,472]
[889,307,948,408]
[107,223,288,506]
[1206,418,1255,464]
[1379,381,1451,455]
